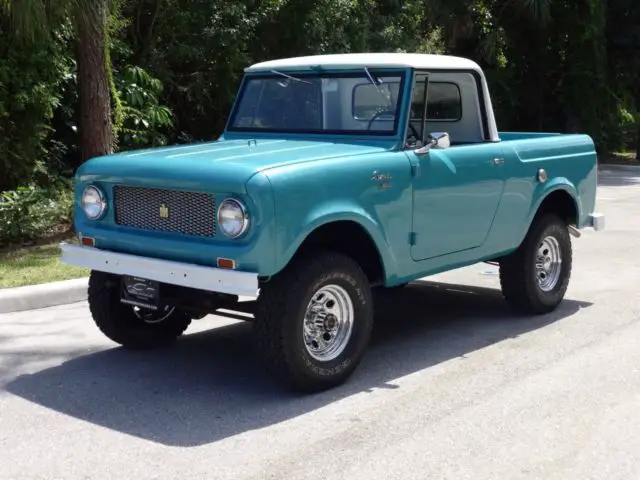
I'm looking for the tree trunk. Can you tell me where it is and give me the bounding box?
[75,0,113,166]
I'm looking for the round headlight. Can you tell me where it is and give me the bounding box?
[217,198,249,238]
[81,185,107,220]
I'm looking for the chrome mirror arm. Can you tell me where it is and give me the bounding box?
[414,132,450,155]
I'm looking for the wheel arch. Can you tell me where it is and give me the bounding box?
[522,180,580,240]
[278,214,395,286]
[533,186,580,225]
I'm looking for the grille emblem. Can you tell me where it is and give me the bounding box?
[159,203,169,218]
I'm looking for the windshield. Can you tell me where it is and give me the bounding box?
[227,70,407,136]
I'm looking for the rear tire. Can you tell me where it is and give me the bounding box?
[88,271,192,349]
[252,250,374,393]
[499,213,572,314]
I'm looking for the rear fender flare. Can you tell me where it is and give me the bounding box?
[519,177,581,244]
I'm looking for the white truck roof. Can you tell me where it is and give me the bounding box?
[244,53,498,142]
[245,53,483,73]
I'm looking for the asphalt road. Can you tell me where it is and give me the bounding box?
[1,166,639,480]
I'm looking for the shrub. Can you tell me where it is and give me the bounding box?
[0,180,74,246]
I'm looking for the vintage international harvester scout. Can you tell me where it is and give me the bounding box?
[61,53,605,392]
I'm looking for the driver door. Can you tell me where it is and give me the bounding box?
[405,71,506,261]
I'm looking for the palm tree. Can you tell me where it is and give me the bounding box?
[425,0,551,60]
[2,0,114,165]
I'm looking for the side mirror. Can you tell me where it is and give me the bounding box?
[431,132,450,149]
[413,132,451,155]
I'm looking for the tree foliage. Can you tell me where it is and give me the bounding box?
[0,16,73,190]
[0,0,639,192]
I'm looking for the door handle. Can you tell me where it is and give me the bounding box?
[492,158,505,165]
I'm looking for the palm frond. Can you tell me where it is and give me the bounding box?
[516,0,552,25]
[1,0,102,40]
[477,28,501,63]
[0,0,50,39]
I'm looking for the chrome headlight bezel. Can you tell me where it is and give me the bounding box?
[217,198,249,238]
[81,185,107,220]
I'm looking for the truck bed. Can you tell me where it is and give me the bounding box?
[495,131,598,234]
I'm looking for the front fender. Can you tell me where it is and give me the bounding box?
[278,201,397,279]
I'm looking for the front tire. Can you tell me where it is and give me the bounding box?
[499,213,573,314]
[88,271,192,349]
[253,250,374,393]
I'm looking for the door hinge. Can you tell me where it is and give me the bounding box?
[409,232,417,245]
[411,163,421,178]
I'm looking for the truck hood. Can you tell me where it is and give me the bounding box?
[76,138,389,193]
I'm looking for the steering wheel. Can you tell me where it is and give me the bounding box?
[367,110,421,140]
[367,110,396,130]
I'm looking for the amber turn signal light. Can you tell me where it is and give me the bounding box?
[217,258,236,269]
[80,236,96,247]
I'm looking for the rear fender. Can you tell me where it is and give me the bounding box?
[519,177,580,245]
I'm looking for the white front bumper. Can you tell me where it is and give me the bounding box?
[59,243,259,298]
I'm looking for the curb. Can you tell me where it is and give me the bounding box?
[0,277,88,314]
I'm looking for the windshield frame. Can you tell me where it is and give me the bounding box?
[225,68,409,138]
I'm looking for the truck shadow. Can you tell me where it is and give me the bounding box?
[5,280,591,447]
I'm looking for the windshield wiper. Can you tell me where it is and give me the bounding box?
[364,67,391,107]
[364,67,381,88]
[271,70,312,85]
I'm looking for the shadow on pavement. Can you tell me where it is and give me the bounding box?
[5,280,592,447]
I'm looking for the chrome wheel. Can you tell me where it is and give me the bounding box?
[536,236,562,292]
[133,305,176,324]
[303,284,354,362]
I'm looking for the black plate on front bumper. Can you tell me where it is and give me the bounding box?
[121,275,160,310]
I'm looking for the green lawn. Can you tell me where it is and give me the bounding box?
[0,237,89,288]
[605,150,638,164]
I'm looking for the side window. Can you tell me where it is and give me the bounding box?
[410,81,462,122]
[426,83,462,121]
[352,80,461,122]
[410,76,427,119]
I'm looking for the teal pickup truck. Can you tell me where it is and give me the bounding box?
[61,53,604,392]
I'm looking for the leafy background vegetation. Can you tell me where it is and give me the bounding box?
[0,0,639,247]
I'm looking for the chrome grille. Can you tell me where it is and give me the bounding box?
[113,186,215,237]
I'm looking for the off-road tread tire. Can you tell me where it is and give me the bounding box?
[499,213,572,315]
[88,270,191,349]
[253,250,373,393]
